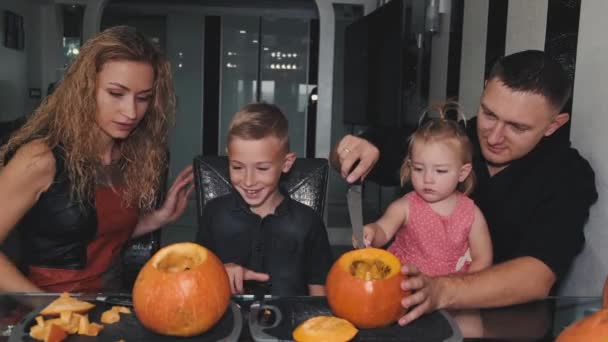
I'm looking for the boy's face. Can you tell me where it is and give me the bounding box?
[227,136,295,212]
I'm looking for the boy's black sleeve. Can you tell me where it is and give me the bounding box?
[304,214,334,286]
[195,205,215,252]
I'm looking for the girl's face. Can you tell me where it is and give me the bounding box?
[409,139,472,203]
[95,60,154,143]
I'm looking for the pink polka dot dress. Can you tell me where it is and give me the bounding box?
[388,191,475,276]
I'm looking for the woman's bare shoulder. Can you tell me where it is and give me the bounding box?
[4,139,56,187]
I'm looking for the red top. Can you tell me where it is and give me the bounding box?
[388,191,475,276]
[28,185,139,292]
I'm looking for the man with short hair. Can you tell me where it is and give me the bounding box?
[334,50,598,324]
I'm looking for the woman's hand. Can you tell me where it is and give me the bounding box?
[132,166,194,237]
[152,165,194,226]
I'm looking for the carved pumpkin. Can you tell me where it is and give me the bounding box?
[326,248,408,328]
[132,242,231,337]
[556,277,608,342]
[292,316,358,342]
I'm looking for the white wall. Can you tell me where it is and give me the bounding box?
[0,0,64,122]
[428,4,452,102]
[558,0,608,296]
[457,0,488,116]
[504,0,547,54]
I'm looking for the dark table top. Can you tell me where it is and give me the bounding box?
[0,292,601,341]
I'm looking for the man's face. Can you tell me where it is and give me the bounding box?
[476,78,569,168]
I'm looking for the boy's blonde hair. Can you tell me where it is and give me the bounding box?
[227,103,290,152]
[400,102,476,195]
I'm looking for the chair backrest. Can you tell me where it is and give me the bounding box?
[193,155,328,225]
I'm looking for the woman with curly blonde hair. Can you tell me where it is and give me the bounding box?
[0,26,193,292]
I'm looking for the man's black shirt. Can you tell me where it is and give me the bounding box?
[195,192,333,296]
[467,120,597,284]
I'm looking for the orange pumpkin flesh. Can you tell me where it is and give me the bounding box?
[556,277,608,342]
[292,316,358,342]
[326,248,408,329]
[132,242,231,337]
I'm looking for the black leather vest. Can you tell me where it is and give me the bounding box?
[12,147,97,269]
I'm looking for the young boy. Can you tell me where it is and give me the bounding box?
[195,103,333,296]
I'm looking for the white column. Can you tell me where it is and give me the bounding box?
[505,0,548,54]
[82,0,110,41]
[313,0,376,159]
[458,0,489,116]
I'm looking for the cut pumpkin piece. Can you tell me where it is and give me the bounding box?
[40,293,95,316]
[111,305,132,314]
[77,315,90,335]
[84,322,104,336]
[44,323,67,342]
[101,308,121,324]
[292,316,358,342]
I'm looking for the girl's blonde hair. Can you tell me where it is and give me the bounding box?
[0,26,175,211]
[400,101,476,195]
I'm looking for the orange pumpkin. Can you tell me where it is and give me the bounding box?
[326,248,408,329]
[556,277,608,342]
[292,316,358,342]
[132,242,231,337]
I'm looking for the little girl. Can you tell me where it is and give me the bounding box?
[362,104,493,276]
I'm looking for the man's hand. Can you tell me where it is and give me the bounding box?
[224,263,270,294]
[398,264,444,326]
[332,134,379,183]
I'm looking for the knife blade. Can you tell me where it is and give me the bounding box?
[346,182,365,248]
[75,293,133,307]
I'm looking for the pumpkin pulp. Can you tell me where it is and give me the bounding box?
[152,248,206,273]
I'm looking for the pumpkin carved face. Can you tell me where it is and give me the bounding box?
[132,243,231,337]
[556,277,608,342]
[326,248,408,329]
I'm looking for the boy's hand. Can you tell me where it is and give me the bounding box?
[224,263,270,294]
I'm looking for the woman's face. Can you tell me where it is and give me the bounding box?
[95,60,154,141]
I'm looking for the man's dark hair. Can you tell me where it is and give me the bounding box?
[487,50,571,112]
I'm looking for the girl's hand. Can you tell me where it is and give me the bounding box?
[153,166,194,226]
[353,224,375,248]
[363,224,376,247]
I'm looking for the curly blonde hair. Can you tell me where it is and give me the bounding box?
[0,26,175,212]
[400,101,475,195]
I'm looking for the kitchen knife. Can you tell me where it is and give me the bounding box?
[346,181,365,248]
[75,293,133,307]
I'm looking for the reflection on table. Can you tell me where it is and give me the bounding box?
[0,292,602,341]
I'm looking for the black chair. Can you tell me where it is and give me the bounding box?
[193,155,328,226]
